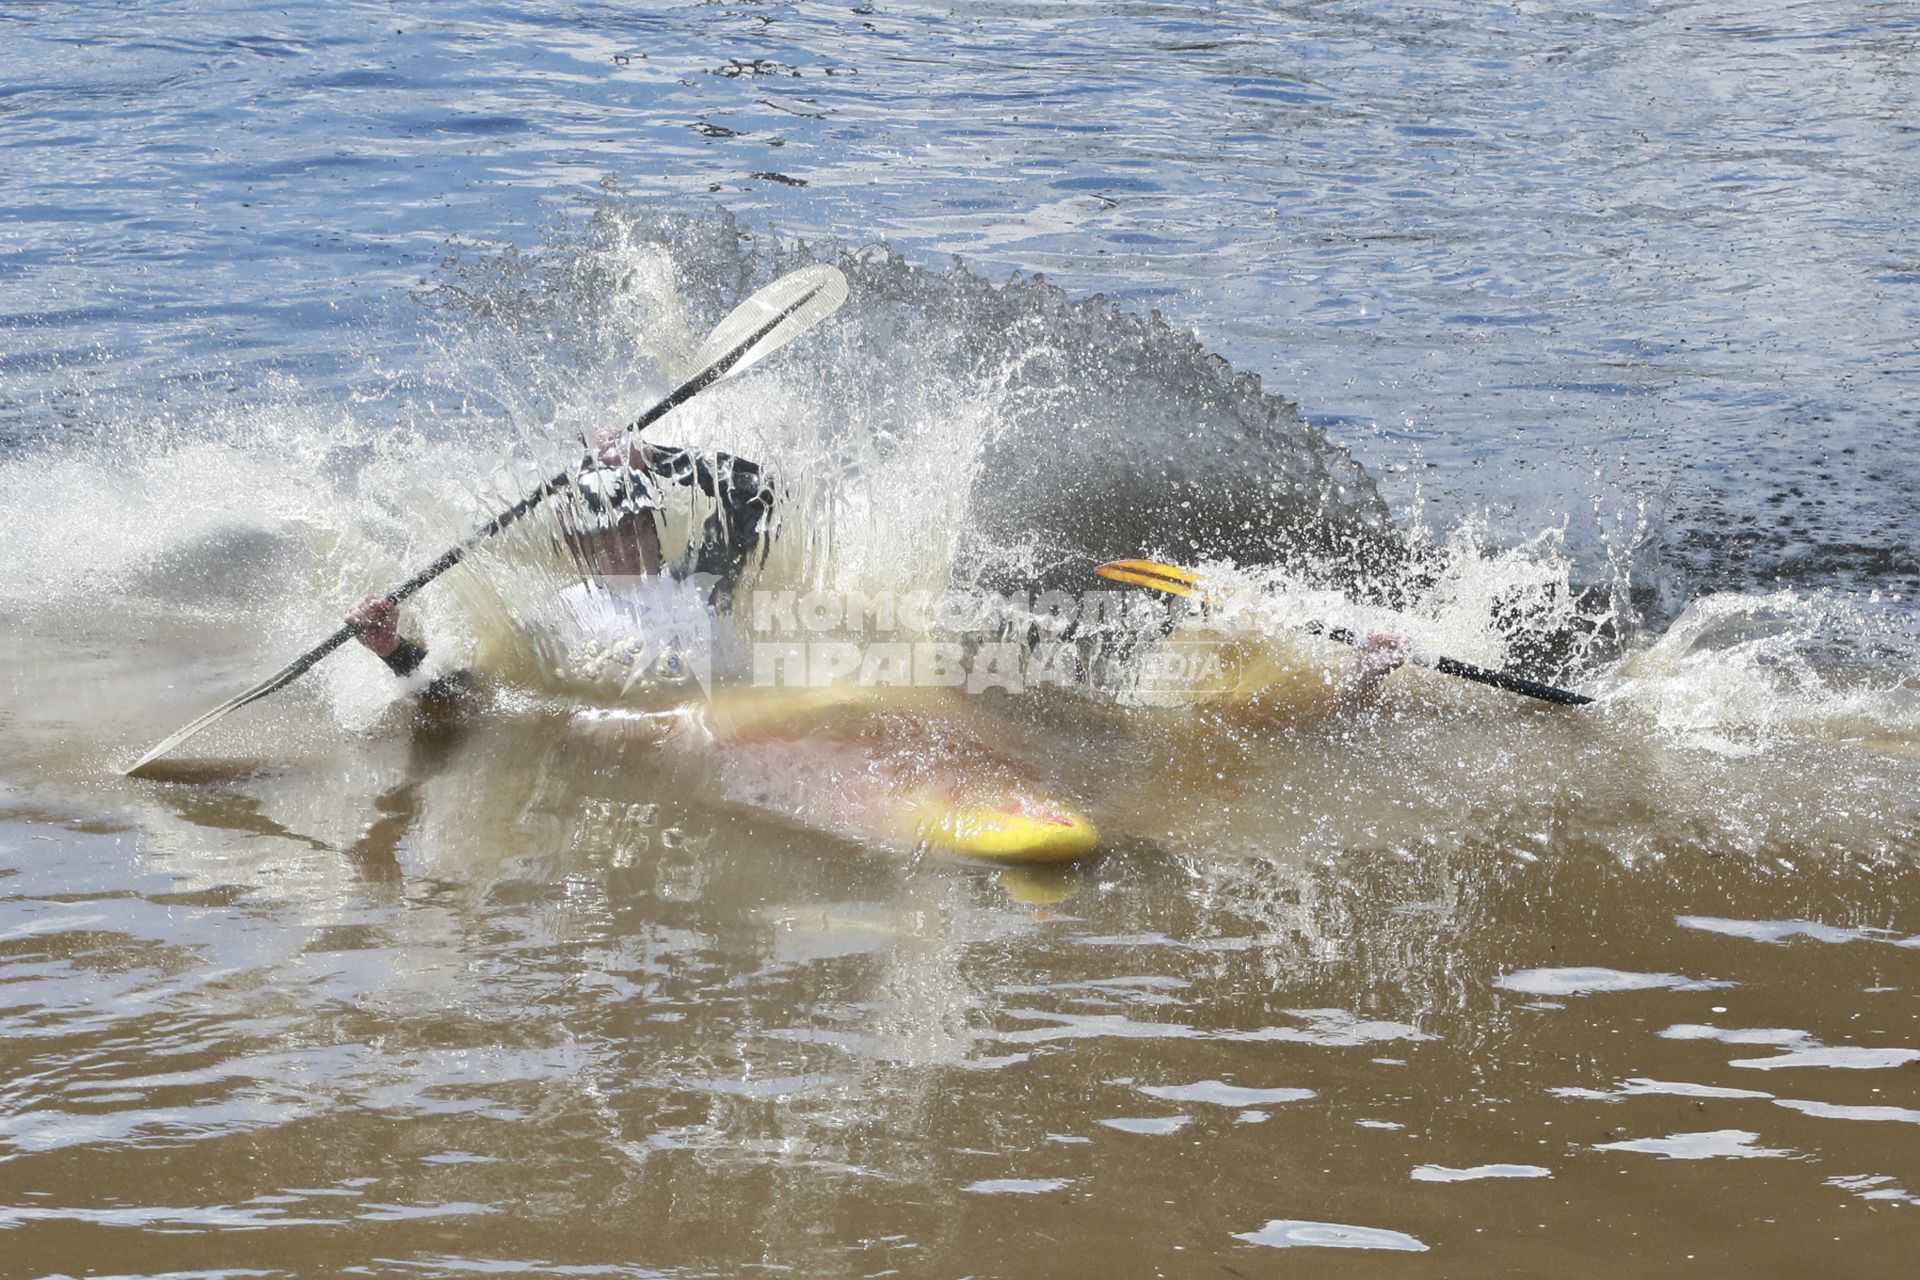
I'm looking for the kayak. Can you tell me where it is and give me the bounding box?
[690,684,1102,865]
[891,788,1100,864]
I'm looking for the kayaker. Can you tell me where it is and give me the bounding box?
[346,425,774,693]
[340,425,1102,866]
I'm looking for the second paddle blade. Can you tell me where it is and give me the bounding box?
[692,263,849,380]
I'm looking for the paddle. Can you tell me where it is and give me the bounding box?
[124,264,850,775]
[1094,559,1595,707]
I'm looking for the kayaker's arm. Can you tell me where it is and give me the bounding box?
[346,597,476,703]
[657,444,774,590]
[1208,628,1411,724]
[1348,631,1410,702]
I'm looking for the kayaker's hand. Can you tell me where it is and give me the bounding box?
[593,424,657,472]
[347,596,401,658]
[1356,631,1410,677]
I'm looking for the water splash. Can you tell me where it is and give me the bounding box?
[1609,589,1920,758]
[416,198,1406,603]
[1,202,1914,778]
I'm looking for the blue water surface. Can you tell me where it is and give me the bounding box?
[2,0,1916,596]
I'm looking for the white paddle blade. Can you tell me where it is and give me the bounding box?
[123,689,258,775]
[692,264,848,380]
[122,659,304,775]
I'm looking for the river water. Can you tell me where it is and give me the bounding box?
[3,1,1918,1275]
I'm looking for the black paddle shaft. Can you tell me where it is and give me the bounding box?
[307,463,575,668]
[123,265,849,775]
[1307,621,1594,706]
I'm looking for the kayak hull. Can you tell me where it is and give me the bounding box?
[690,687,1103,865]
[905,793,1100,864]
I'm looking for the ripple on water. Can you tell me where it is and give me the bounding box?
[962,1177,1073,1195]
[1773,1100,1920,1125]
[1233,1220,1429,1252]
[1495,966,1734,996]
[1659,1024,1920,1071]
[1677,915,1920,947]
[1731,1047,1920,1071]
[1411,1163,1553,1183]
[1550,1077,1775,1102]
[1135,1080,1315,1107]
[999,1007,1431,1046]
[1099,1115,1191,1136]
[1594,1130,1795,1161]
[1829,1174,1920,1206]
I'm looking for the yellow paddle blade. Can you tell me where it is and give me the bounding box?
[1093,558,1206,600]
[1102,558,1201,583]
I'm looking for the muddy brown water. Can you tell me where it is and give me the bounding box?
[3,615,1918,1276]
